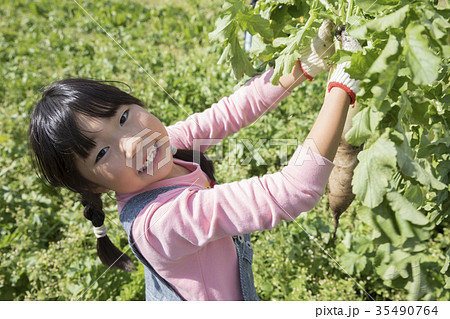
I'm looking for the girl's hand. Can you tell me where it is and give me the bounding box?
[327,29,362,105]
[298,19,336,80]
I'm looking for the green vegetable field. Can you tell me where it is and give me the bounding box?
[1,0,449,300]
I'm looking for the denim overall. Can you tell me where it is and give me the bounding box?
[119,185,260,301]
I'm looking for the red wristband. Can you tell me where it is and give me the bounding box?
[297,59,314,82]
[328,81,356,106]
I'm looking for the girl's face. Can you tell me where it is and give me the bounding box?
[74,104,174,194]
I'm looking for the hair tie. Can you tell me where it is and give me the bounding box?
[93,224,107,238]
[170,145,177,155]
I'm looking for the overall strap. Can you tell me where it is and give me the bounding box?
[119,185,185,301]
[232,233,260,301]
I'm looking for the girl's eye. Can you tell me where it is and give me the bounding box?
[95,147,109,163]
[120,110,129,126]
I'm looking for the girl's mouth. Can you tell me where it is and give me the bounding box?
[138,142,159,175]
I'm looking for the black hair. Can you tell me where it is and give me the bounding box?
[29,78,215,271]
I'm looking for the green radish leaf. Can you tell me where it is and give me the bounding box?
[249,34,267,56]
[209,14,236,43]
[352,236,373,254]
[340,252,367,274]
[374,243,392,266]
[238,11,273,39]
[417,138,450,158]
[420,7,450,40]
[350,5,409,38]
[270,11,320,84]
[410,101,429,126]
[217,42,232,65]
[372,203,405,247]
[404,22,441,85]
[358,206,382,240]
[371,60,399,109]
[221,0,245,15]
[345,106,383,146]
[376,247,411,280]
[394,209,416,239]
[407,259,432,301]
[396,146,447,190]
[271,52,300,85]
[404,184,425,207]
[249,36,278,61]
[345,48,378,80]
[367,34,399,76]
[271,25,310,84]
[273,37,289,47]
[329,49,352,64]
[386,191,429,226]
[353,135,397,208]
[354,0,402,14]
[229,36,256,79]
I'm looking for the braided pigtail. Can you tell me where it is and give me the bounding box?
[81,192,135,272]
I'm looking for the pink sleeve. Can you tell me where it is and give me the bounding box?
[144,147,334,260]
[167,68,290,151]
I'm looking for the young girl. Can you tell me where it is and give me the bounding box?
[29,23,361,300]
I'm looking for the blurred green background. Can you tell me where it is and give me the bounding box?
[1,0,448,300]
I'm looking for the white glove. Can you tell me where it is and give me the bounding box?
[327,29,361,104]
[298,19,335,80]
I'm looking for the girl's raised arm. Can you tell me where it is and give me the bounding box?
[303,88,350,162]
[303,32,361,162]
[167,68,291,152]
